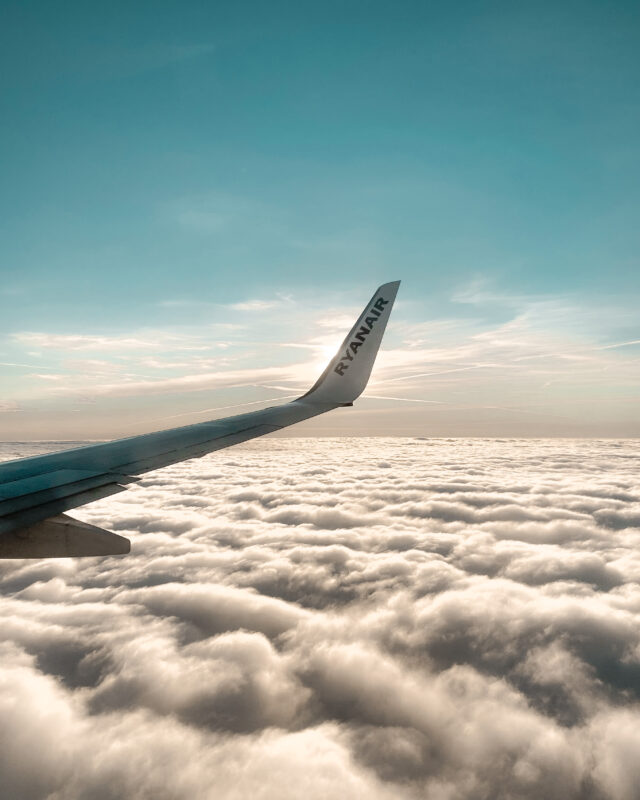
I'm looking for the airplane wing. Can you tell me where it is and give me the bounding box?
[0,281,400,558]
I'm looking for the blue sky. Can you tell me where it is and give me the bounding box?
[1,0,638,437]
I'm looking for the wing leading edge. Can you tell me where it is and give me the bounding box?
[0,281,400,557]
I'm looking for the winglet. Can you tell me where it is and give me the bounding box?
[300,281,400,405]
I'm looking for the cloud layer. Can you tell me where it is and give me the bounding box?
[1,438,640,799]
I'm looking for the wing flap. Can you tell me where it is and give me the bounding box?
[0,514,130,558]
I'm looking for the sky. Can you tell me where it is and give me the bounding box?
[1,0,639,438]
[2,437,640,799]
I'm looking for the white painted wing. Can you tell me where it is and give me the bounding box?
[0,281,400,557]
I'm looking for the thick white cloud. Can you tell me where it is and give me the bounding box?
[1,438,640,799]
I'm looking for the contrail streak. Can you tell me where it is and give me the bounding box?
[125,396,299,426]
[379,365,500,383]
[363,394,444,404]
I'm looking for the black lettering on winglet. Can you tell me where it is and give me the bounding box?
[334,362,347,376]
[374,297,389,311]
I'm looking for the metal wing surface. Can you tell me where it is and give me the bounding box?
[0,281,400,558]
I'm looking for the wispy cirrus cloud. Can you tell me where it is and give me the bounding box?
[229,301,274,312]
[46,365,306,399]
[11,331,208,352]
[87,41,216,81]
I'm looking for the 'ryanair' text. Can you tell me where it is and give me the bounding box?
[333,296,389,376]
